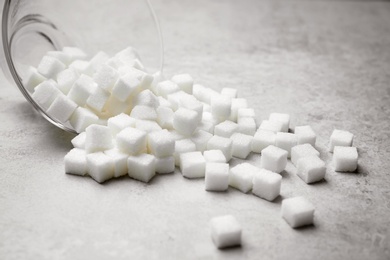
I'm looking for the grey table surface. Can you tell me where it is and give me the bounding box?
[1,0,390,259]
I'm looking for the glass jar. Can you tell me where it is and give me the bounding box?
[0,0,164,133]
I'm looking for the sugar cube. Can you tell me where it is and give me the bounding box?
[230,133,253,159]
[211,96,231,120]
[193,84,219,104]
[203,150,226,163]
[47,50,71,65]
[64,148,87,176]
[69,60,94,76]
[104,148,129,178]
[205,163,229,191]
[112,73,141,102]
[69,107,99,133]
[67,75,97,106]
[237,108,255,120]
[130,105,158,121]
[174,139,197,166]
[107,113,136,136]
[221,88,238,99]
[89,51,110,70]
[252,168,282,201]
[93,64,118,92]
[251,130,276,153]
[291,143,320,166]
[103,95,130,117]
[116,127,147,155]
[214,120,239,138]
[281,197,315,228]
[71,132,86,149]
[133,89,160,108]
[191,130,213,152]
[85,125,113,153]
[86,87,110,113]
[156,106,174,129]
[173,108,199,136]
[180,151,206,178]
[56,68,79,94]
[275,132,298,158]
[24,67,46,93]
[147,130,175,157]
[210,215,242,249]
[155,156,175,174]
[37,55,66,79]
[87,152,115,183]
[297,156,326,183]
[207,135,233,162]
[31,80,61,110]
[47,94,77,123]
[259,120,284,133]
[63,46,88,61]
[156,80,180,98]
[333,146,358,172]
[171,74,194,94]
[261,145,288,173]
[198,121,214,134]
[167,91,190,110]
[237,117,256,136]
[135,120,163,133]
[127,154,156,183]
[168,130,185,141]
[229,163,260,193]
[269,113,290,132]
[295,125,316,146]
[230,98,248,122]
[329,129,354,152]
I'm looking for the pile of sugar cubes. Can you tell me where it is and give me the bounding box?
[24,46,359,249]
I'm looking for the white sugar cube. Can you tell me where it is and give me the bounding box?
[107,113,136,136]
[71,132,86,149]
[333,146,358,172]
[47,50,71,65]
[214,120,239,138]
[135,120,163,133]
[281,197,315,228]
[252,168,282,201]
[203,150,226,163]
[210,215,242,249]
[127,154,156,183]
[297,156,326,183]
[261,145,288,173]
[207,135,233,162]
[24,67,46,93]
[156,80,180,98]
[180,151,206,178]
[174,139,197,166]
[171,74,194,94]
[133,89,160,108]
[69,107,99,133]
[179,97,203,122]
[86,87,110,113]
[275,132,298,158]
[31,80,61,110]
[221,88,238,99]
[259,120,284,133]
[115,47,140,63]
[37,55,66,79]
[167,91,190,110]
[157,96,172,108]
[63,46,88,61]
[168,130,185,141]
[193,84,219,104]
[116,127,147,155]
[237,117,256,136]
[93,64,118,92]
[150,71,165,94]
[130,105,158,121]
[198,121,214,134]
[156,106,174,129]
[329,129,354,152]
[89,51,110,70]
[47,94,77,123]
[230,98,248,122]
[112,73,140,102]
[87,152,115,183]
[229,163,260,193]
[251,130,276,153]
[147,130,175,157]
[155,156,175,174]
[173,108,199,136]
[237,108,255,120]
[64,148,87,176]
[85,125,113,153]
[67,75,97,106]
[56,68,79,94]
[105,95,131,117]
[295,125,316,146]
[191,130,213,152]
[291,144,320,166]
[205,163,229,191]
[211,96,231,120]
[230,133,253,159]
[69,60,93,76]
[269,113,290,132]
[104,148,128,178]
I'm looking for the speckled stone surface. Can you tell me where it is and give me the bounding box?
[1,0,390,259]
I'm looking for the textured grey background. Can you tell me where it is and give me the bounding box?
[1,0,390,259]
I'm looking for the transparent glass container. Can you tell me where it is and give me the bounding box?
[1,0,164,133]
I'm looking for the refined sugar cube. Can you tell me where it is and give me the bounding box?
[198,121,214,134]
[252,168,282,201]
[31,80,61,110]
[174,139,197,166]
[24,67,46,93]
[107,113,136,135]
[155,156,175,174]
[259,120,284,133]
[89,51,110,70]
[230,98,248,122]
[87,152,115,183]
[237,108,255,120]
[210,215,242,249]
[229,163,260,193]
[221,88,238,99]
[127,154,156,183]
[86,87,110,113]
[67,75,97,106]
[63,46,88,61]
[56,68,79,94]
[116,127,147,155]
[261,145,288,173]
[37,55,66,79]
[193,84,219,104]
[173,108,199,136]
[211,96,231,120]
[281,197,315,228]
[251,130,276,153]
[112,73,141,102]
[179,97,203,122]
[171,74,194,94]
[104,148,128,178]
[167,91,190,110]
[230,133,253,159]
[115,47,140,64]
[237,117,256,136]
[64,148,87,176]
[47,94,77,123]
[47,50,71,65]
[291,143,320,166]
[205,163,229,191]
[93,64,118,92]
[85,125,113,153]
[130,105,157,121]
[105,95,131,117]
[333,146,358,172]
[329,129,354,152]
[156,80,180,98]
[157,96,172,108]
[69,60,94,76]
[203,150,226,163]
[295,125,316,146]
[156,106,174,129]
[147,130,175,157]
[207,135,233,162]
[275,132,298,158]
[180,151,206,178]
[269,113,290,132]
[168,130,185,141]
[71,132,86,149]
[297,156,326,183]
[135,120,162,133]
[191,130,213,152]
[69,107,99,133]
[133,89,160,108]
[214,120,239,138]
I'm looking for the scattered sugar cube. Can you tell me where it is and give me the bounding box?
[133,89,160,108]
[167,91,190,110]
[221,88,238,99]
[211,96,231,120]
[198,121,214,134]
[103,95,130,117]
[85,125,113,153]
[333,146,358,172]
[297,156,326,183]
[63,46,88,61]
[89,51,110,70]
[275,132,298,158]
[135,120,163,133]
[86,87,110,113]
[71,132,86,149]
[237,108,255,120]
[252,168,282,201]
[295,125,316,146]
[93,64,118,92]
[269,113,290,132]
[107,113,136,136]
[87,152,115,183]
[214,120,239,138]
[56,68,79,94]
[259,120,284,133]
[203,150,226,163]
[116,127,147,155]
[67,75,97,106]
[210,215,242,249]
[191,130,213,152]
[156,106,174,129]
[171,74,194,94]
[179,97,203,122]
[112,73,141,102]
[237,117,256,136]
[47,94,77,123]
[207,135,233,162]
[31,80,62,110]
[37,55,66,79]
[261,145,288,173]
[127,153,156,183]
[156,80,180,98]
[251,130,276,153]
[329,129,354,152]
[155,156,175,174]
[173,108,199,136]
[130,105,158,121]
[147,130,175,157]
[180,151,206,178]
[69,107,99,133]
[69,60,94,76]
[205,163,229,191]
[230,133,253,159]
[174,139,197,166]
[104,148,129,178]
[193,84,219,104]
[64,148,87,176]
[281,197,315,228]
[230,98,248,122]
[291,143,320,166]
[229,163,260,193]
[23,67,46,93]
[47,50,71,65]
